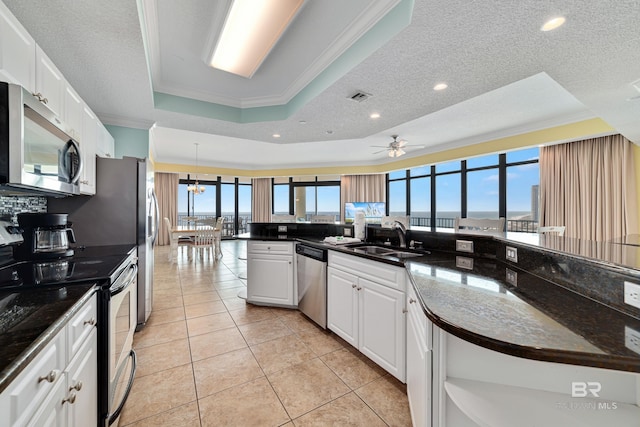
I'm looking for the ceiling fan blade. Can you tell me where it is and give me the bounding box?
[397,140,408,147]
[372,148,389,154]
[370,145,391,148]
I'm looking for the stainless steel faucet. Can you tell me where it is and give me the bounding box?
[392,220,407,248]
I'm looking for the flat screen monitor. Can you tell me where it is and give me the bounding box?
[344,202,386,223]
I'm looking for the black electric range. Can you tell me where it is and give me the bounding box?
[0,244,135,395]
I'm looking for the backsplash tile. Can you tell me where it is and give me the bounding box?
[0,195,47,224]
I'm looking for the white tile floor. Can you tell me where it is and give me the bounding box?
[119,240,412,426]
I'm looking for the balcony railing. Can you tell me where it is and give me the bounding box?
[410,217,538,233]
[177,214,251,237]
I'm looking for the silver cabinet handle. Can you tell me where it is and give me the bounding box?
[356,286,362,291]
[352,284,357,288]
[409,298,416,304]
[402,308,408,313]
[70,381,83,391]
[84,318,96,326]
[62,391,77,405]
[38,370,58,383]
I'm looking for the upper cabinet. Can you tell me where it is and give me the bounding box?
[0,1,36,91]
[64,84,83,141]
[79,105,98,195]
[96,124,115,158]
[35,45,65,118]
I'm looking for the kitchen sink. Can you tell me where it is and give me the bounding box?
[384,251,424,259]
[350,245,397,255]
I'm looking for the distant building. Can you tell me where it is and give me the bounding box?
[531,185,539,222]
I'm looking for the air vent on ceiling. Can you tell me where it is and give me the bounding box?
[348,91,372,102]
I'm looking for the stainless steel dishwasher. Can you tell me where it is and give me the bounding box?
[296,243,328,329]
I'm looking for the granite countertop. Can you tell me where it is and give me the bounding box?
[0,284,96,392]
[405,254,640,373]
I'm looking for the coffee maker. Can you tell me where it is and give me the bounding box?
[14,213,76,260]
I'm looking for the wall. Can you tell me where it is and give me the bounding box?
[105,125,150,159]
[0,195,47,224]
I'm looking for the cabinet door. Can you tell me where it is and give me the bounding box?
[66,329,97,427]
[97,124,115,158]
[359,277,406,381]
[327,267,358,347]
[35,45,64,117]
[407,301,429,427]
[0,1,36,91]
[79,105,97,194]
[63,84,83,141]
[247,253,294,306]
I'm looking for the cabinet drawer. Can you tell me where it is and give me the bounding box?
[248,240,293,255]
[0,329,66,427]
[328,251,406,291]
[67,293,97,360]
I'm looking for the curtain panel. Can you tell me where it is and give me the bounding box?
[155,172,179,246]
[539,134,638,241]
[252,178,272,222]
[340,174,386,222]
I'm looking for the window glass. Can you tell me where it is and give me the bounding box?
[507,162,540,232]
[435,161,460,173]
[467,154,499,169]
[410,166,430,177]
[317,186,340,221]
[388,170,406,180]
[238,184,251,230]
[435,173,460,227]
[410,176,430,226]
[273,184,289,214]
[388,180,406,215]
[178,183,188,217]
[507,147,539,163]
[467,169,499,218]
[221,183,235,236]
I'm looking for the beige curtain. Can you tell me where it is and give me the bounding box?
[252,178,272,222]
[340,174,386,221]
[540,134,638,241]
[155,172,179,246]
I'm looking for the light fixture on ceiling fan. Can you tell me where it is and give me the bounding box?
[187,143,206,194]
[372,135,420,158]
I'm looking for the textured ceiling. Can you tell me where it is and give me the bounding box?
[3,0,640,172]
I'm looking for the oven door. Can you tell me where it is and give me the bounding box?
[108,262,138,425]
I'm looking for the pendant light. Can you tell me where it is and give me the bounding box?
[187,143,206,194]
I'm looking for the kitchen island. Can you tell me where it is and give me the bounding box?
[242,223,640,426]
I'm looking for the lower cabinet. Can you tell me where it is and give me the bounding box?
[247,241,295,307]
[327,252,406,382]
[0,292,98,427]
[406,285,431,427]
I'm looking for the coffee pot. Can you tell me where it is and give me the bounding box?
[15,213,76,260]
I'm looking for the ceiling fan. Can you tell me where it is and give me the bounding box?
[372,135,422,158]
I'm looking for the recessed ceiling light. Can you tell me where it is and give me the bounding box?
[370,113,380,119]
[541,16,566,31]
[433,83,448,91]
[299,120,307,125]
[272,133,281,138]
[326,130,334,135]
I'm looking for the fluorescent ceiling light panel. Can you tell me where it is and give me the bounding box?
[209,0,304,78]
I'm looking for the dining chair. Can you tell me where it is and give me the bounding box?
[214,217,225,259]
[454,217,505,232]
[538,225,566,236]
[271,214,296,223]
[310,215,335,223]
[163,217,179,261]
[188,220,215,259]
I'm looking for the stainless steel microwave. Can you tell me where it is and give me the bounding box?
[0,82,83,197]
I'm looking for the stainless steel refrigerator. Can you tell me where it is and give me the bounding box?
[48,156,159,329]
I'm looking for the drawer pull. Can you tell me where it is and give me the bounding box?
[38,370,58,383]
[352,284,357,288]
[402,308,408,314]
[409,298,416,304]
[62,391,77,405]
[84,318,97,326]
[70,381,83,391]
[356,286,362,291]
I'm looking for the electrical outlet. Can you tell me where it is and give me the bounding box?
[456,240,473,253]
[506,268,518,287]
[456,256,473,270]
[343,228,352,237]
[277,225,287,233]
[625,326,640,355]
[624,281,640,309]
[506,246,518,263]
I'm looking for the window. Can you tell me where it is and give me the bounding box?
[273,183,290,214]
[221,182,235,236]
[317,186,340,221]
[409,176,430,226]
[238,183,251,233]
[435,173,461,227]
[507,148,540,232]
[286,177,341,221]
[388,179,407,216]
[466,169,499,218]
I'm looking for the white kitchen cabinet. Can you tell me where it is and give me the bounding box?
[0,292,98,427]
[0,0,36,91]
[79,105,98,194]
[327,251,406,382]
[406,284,431,427]
[247,241,296,307]
[35,45,64,118]
[63,83,83,141]
[96,123,115,158]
